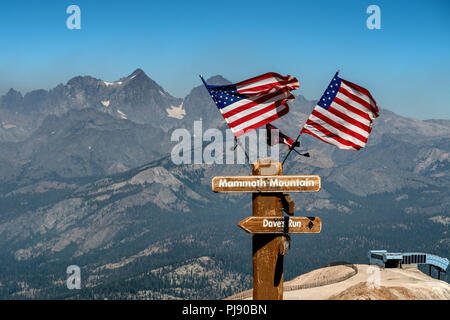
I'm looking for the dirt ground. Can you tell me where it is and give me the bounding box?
[227,264,450,300]
[283,264,450,300]
[285,265,355,288]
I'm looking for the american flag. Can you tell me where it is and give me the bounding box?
[301,72,379,150]
[202,72,299,137]
[266,123,299,149]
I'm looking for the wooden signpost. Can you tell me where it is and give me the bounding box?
[212,158,322,300]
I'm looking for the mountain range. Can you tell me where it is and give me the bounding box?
[0,69,448,299]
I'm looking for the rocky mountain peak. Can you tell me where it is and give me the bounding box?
[129,68,146,78]
[122,68,163,91]
[205,75,231,86]
[66,75,101,89]
[0,88,23,108]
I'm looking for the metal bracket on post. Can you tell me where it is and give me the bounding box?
[281,194,294,215]
[279,216,291,257]
[279,233,291,256]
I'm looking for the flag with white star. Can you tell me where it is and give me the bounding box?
[202,72,299,137]
[301,72,379,150]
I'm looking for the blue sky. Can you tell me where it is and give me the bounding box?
[0,0,449,119]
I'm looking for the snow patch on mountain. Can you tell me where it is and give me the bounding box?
[2,123,16,129]
[117,109,127,119]
[429,216,450,226]
[104,81,123,86]
[166,102,186,119]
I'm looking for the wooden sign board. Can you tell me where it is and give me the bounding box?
[238,216,322,234]
[212,175,321,193]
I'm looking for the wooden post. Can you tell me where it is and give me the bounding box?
[211,161,322,299]
[251,159,286,300]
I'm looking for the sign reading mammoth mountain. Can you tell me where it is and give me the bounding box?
[212,175,321,193]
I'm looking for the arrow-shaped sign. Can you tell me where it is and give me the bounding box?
[238,216,322,234]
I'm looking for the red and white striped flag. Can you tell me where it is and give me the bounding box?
[301,72,379,150]
[266,123,299,149]
[201,72,299,137]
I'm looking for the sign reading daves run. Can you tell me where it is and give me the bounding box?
[238,216,322,234]
[211,175,321,193]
